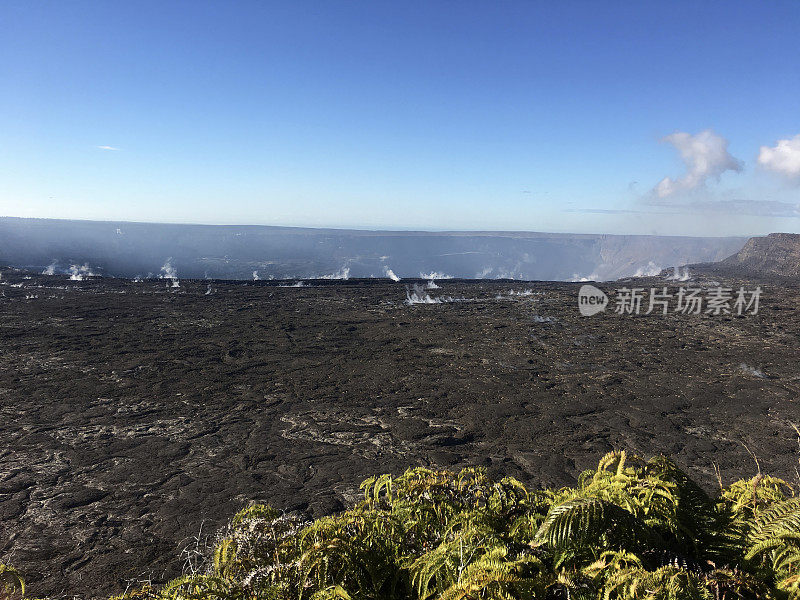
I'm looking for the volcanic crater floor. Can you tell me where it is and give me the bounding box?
[0,273,799,598]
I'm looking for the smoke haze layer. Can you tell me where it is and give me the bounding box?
[0,217,746,282]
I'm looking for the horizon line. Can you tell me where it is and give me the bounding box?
[0,215,753,240]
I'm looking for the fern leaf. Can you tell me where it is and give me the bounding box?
[536,497,661,552]
[0,564,25,598]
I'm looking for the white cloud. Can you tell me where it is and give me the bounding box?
[654,130,743,198]
[758,134,800,179]
[97,145,119,151]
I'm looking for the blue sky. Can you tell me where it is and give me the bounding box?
[1,1,799,235]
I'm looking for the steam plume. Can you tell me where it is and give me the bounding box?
[69,264,96,280]
[633,261,661,277]
[666,266,691,281]
[159,259,180,288]
[321,266,350,280]
[405,284,440,305]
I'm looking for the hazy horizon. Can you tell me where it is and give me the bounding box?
[0,214,758,238]
[0,216,747,282]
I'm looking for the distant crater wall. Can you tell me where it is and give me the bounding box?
[0,217,746,281]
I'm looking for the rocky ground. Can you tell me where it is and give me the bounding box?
[0,271,798,598]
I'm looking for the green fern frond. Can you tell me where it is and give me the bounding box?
[109,584,157,600]
[535,497,662,553]
[360,473,393,505]
[159,574,232,600]
[310,585,352,600]
[749,497,800,542]
[602,565,713,600]
[231,504,281,529]
[721,475,793,522]
[213,538,238,578]
[109,584,158,600]
[0,564,25,598]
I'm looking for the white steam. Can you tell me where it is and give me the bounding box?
[496,289,542,300]
[384,267,401,281]
[532,315,557,323]
[633,261,661,277]
[42,262,57,276]
[666,266,691,281]
[740,363,765,378]
[405,284,440,305]
[404,283,473,305]
[492,268,519,280]
[252,271,260,281]
[571,273,600,282]
[420,271,453,280]
[422,267,456,287]
[69,264,96,280]
[321,267,350,280]
[159,259,180,288]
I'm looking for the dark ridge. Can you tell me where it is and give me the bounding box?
[685,232,800,281]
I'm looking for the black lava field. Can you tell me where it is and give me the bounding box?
[1,271,798,598]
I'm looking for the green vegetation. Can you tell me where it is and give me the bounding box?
[0,564,25,598]
[6,451,800,599]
